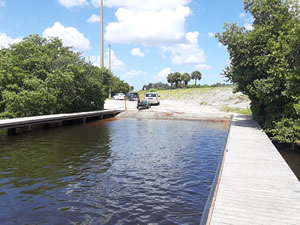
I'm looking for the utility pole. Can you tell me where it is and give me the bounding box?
[100,0,104,68]
[108,44,112,98]
[109,44,111,71]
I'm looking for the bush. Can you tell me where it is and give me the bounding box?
[216,0,300,144]
[0,35,112,118]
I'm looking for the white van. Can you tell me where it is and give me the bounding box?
[144,92,160,105]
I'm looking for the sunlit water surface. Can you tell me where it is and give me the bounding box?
[0,119,228,225]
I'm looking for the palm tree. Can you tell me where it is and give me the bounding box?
[167,73,175,87]
[173,72,181,88]
[191,70,202,85]
[181,73,191,87]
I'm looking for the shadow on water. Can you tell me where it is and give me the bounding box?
[275,143,300,181]
[0,119,229,225]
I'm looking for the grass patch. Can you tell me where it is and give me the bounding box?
[137,87,227,100]
[221,105,252,115]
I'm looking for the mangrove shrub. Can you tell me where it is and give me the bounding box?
[0,35,128,118]
[216,0,300,145]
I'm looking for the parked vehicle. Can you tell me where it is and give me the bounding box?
[127,92,140,101]
[144,92,160,105]
[113,93,125,100]
[137,99,151,110]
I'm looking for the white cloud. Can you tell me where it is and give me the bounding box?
[162,32,206,65]
[244,16,254,30]
[92,0,190,10]
[153,67,172,82]
[245,16,254,23]
[158,67,171,78]
[131,48,144,57]
[58,0,88,8]
[239,14,254,31]
[194,64,212,70]
[106,49,125,71]
[43,22,90,50]
[90,0,99,7]
[88,56,101,67]
[88,50,125,72]
[0,33,22,49]
[218,42,224,48]
[87,14,100,23]
[185,31,198,44]
[160,53,167,59]
[208,32,215,38]
[239,12,246,18]
[104,3,191,45]
[120,69,146,80]
[244,23,253,31]
[0,0,6,7]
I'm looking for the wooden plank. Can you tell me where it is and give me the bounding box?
[209,115,300,225]
[0,109,123,129]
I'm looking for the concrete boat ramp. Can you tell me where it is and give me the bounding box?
[205,115,300,225]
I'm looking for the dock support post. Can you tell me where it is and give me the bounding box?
[47,121,63,128]
[26,125,32,132]
[124,97,127,111]
[8,128,16,135]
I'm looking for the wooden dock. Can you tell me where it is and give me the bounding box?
[206,115,300,225]
[0,109,123,133]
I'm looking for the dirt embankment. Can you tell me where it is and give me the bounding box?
[104,87,250,121]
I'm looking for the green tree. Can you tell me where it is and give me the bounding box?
[111,76,130,95]
[143,82,170,90]
[216,0,300,145]
[173,72,182,88]
[0,35,113,118]
[167,73,175,87]
[181,73,191,87]
[191,70,202,85]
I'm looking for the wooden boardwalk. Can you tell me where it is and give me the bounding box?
[208,115,300,225]
[0,109,123,130]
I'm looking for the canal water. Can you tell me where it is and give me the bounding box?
[0,119,229,225]
[275,143,300,181]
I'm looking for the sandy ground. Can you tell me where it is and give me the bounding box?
[104,88,250,121]
[177,88,250,109]
[105,99,233,121]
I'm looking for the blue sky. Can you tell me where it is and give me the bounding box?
[0,0,253,90]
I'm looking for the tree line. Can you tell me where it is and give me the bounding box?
[0,35,130,118]
[167,70,202,88]
[142,82,232,91]
[216,0,299,146]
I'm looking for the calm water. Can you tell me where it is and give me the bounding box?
[0,119,228,225]
[276,144,300,181]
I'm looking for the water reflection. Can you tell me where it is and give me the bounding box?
[0,119,228,225]
[276,143,300,181]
